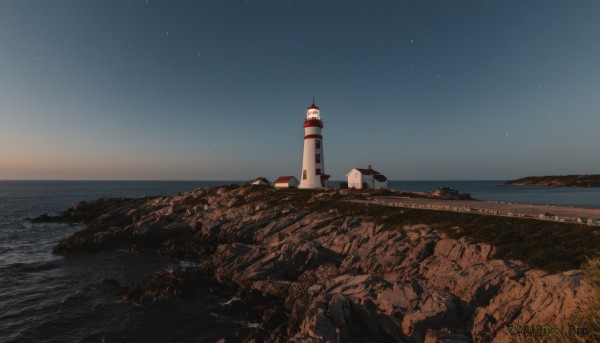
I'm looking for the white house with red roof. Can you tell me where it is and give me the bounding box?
[274,176,300,189]
[346,165,388,190]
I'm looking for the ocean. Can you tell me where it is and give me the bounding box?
[1,180,599,342]
[0,181,250,343]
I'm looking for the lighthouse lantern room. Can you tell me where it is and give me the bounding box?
[299,101,329,189]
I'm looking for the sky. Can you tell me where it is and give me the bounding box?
[1,0,599,181]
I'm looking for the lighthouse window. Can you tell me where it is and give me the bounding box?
[315,140,321,149]
[316,168,321,175]
[315,154,320,163]
[303,170,307,180]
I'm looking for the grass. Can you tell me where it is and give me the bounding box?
[241,187,326,209]
[305,199,600,273]
[569,257,600,342]
[201,186,599,273]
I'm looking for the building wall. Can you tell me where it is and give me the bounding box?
[373,180,388,190]
[348,169,388,189]
[348,169,372,189]
[299,124,324,189]
[275,178,299,188]
[289,178,300,187]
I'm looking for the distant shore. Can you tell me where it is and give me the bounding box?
[505,174,600,188]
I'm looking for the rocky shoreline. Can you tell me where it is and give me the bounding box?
[37,185,594,342]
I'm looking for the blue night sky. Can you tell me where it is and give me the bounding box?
[1,1,599,181]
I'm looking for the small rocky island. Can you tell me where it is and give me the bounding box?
[506,174,600,187]
[35,185,598,342]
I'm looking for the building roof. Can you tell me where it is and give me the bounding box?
[275,176,297,183]
[354,168,381,176]
[348,167,388,182]
[373,174,388,182]
[253,177,270,184]
[307,102,320,110]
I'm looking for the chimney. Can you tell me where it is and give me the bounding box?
[368,164,372,170]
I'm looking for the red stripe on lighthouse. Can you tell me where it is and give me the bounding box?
[304,120,323,128]
[304,134,322,140]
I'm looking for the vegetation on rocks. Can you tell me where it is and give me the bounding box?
[512,257,600,343]
[307,198,600,273]
[572,257,600,342]
[506,174,600,188]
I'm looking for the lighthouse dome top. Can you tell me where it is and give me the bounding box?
[306,102,320,119]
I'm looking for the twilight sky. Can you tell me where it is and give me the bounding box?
[1,1,599,181]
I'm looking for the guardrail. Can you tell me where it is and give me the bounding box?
[367,198,600,227]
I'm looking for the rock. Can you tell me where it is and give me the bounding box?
[471,269,594,342]
[124,269,212,303]
[424,329,471,343]
[39,185,595,342]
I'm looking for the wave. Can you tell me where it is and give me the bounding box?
[0,259,62,274]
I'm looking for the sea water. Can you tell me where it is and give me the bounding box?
[0,181,248,343]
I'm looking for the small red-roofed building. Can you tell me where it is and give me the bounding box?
[346,165,388,190]
[274,176,300,189]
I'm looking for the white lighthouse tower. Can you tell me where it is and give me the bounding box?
[299,100,329,189]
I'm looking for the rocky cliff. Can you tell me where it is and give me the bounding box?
[41,185,594,342]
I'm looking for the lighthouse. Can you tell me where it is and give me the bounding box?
[299,100,329,189]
